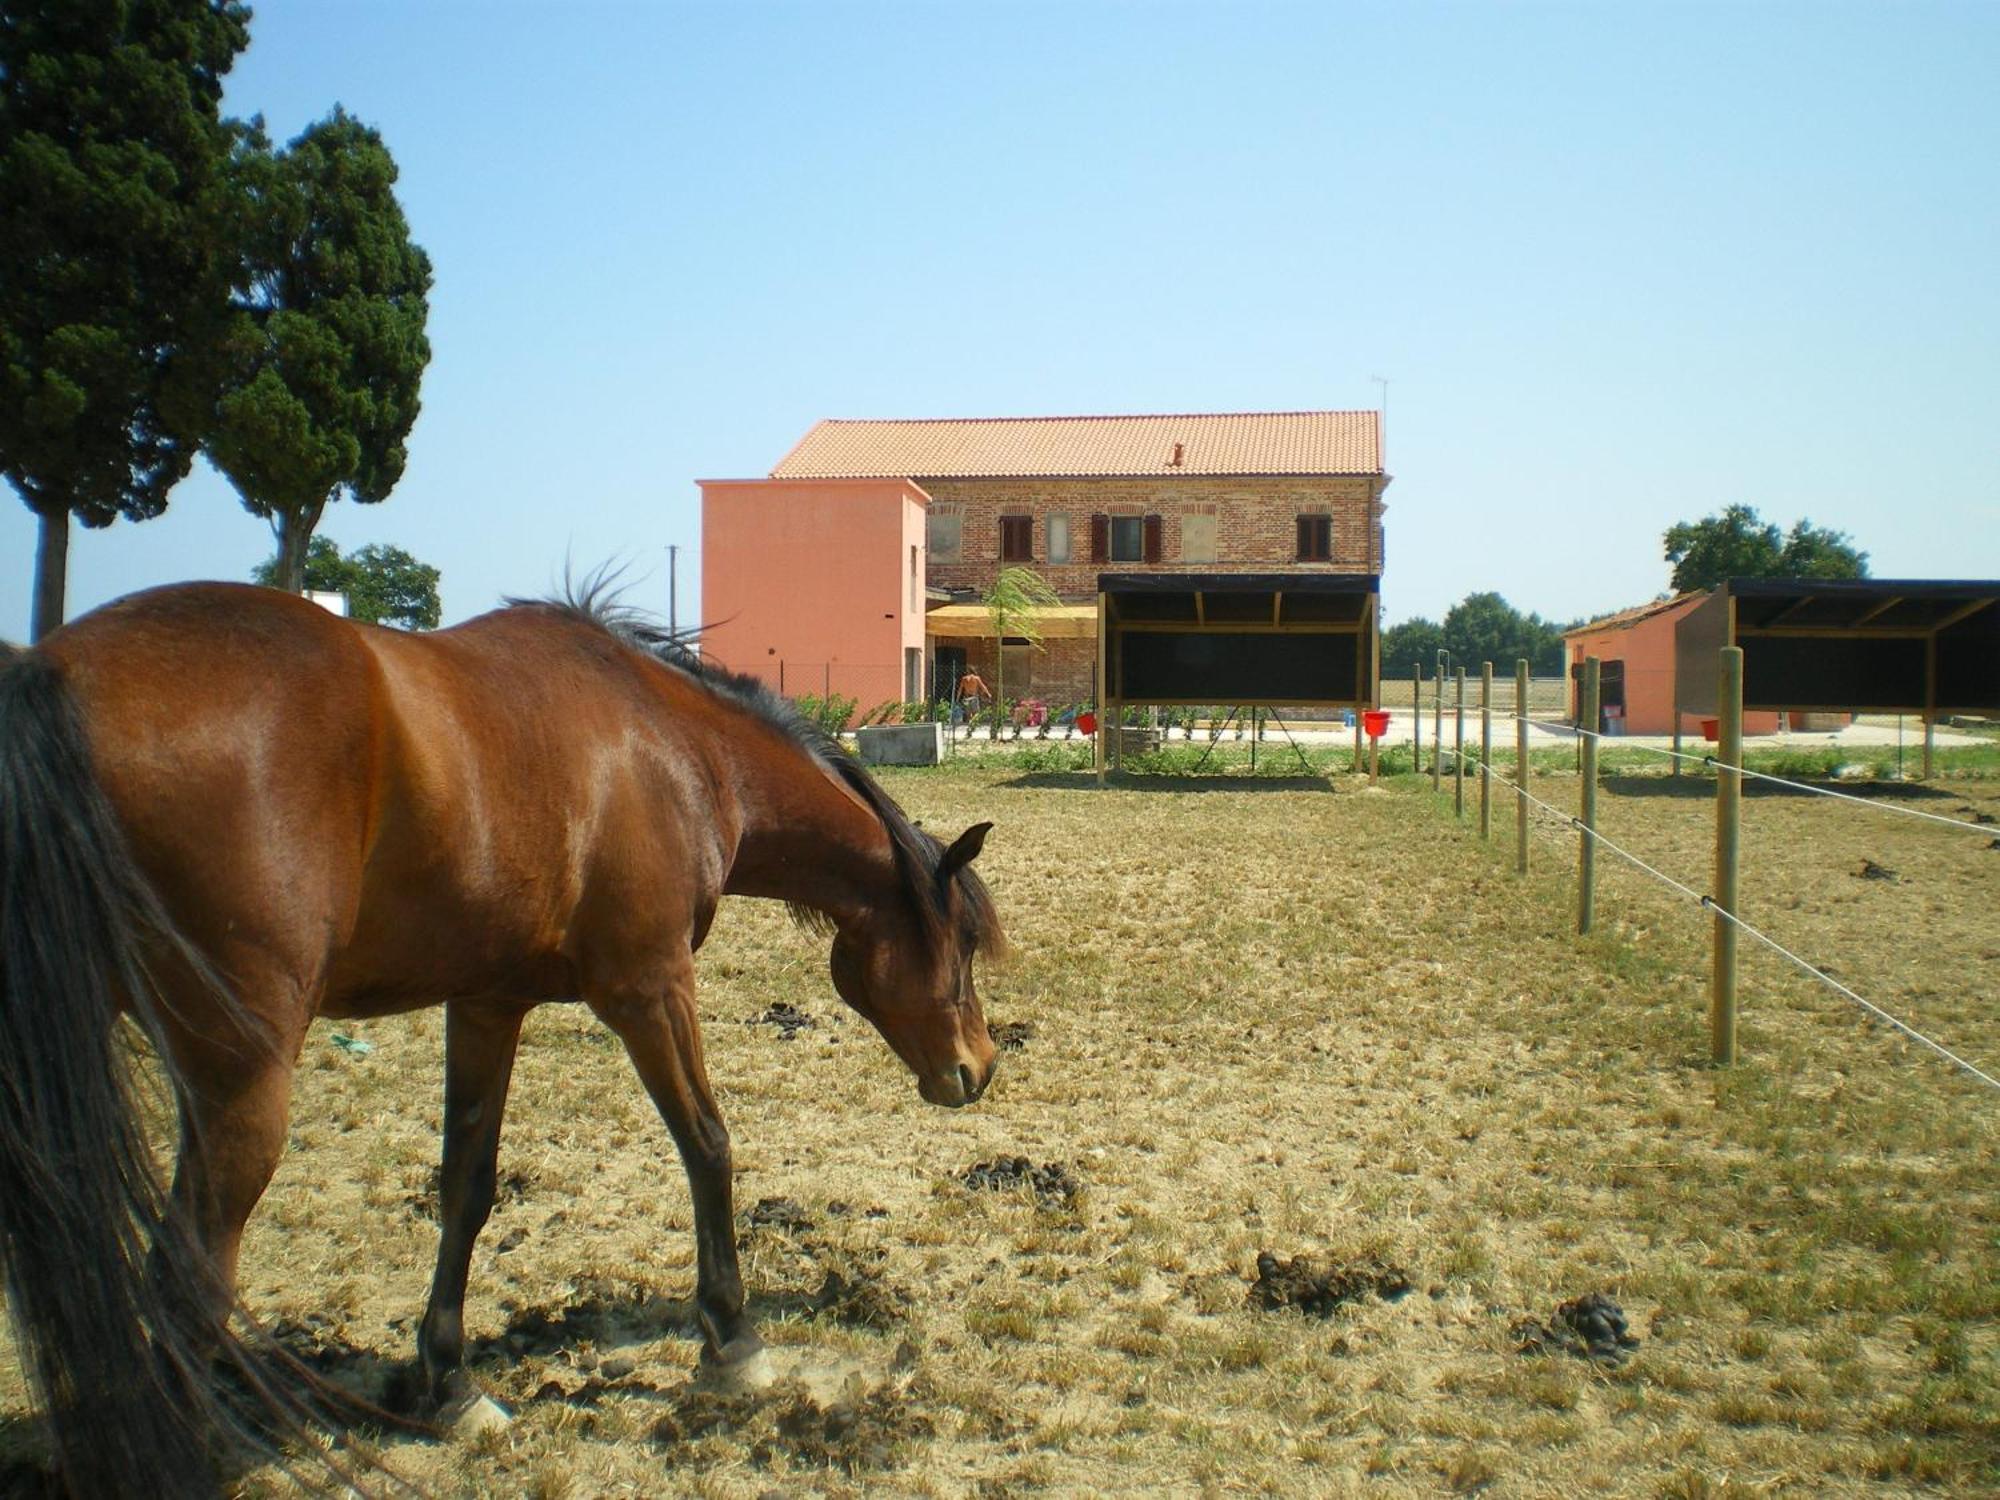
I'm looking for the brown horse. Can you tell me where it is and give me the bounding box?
[0,580,1002,1496]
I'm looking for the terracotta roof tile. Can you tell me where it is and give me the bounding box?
[770,411,1382,480]
[1563,593,1703,637]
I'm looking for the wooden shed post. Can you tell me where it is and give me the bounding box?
[1479,661,1493,839]
[1712,646,1743,1066]
[1579,656,1599,935]
[1095,592,1108,787]
[1923,632,1937,780]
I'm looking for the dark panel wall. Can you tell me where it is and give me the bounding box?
[1938,608,2000,710]
[1742,637,1925,710]
[1119,631,1360,703]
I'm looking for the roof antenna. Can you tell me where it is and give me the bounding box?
[1370,376,1389,448]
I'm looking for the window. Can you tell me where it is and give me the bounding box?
[1047,514,1072,564]
[1181,514,1217,563]
[928,511,962,562]
[999,515,1032,562]
[909,545,920,613]
[1093,513,1162,563]
[1296,514,1332,562]
[1110,516,1144,561]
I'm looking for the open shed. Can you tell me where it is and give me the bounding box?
[1094,571,1379,744]
[1675,579,2000,725]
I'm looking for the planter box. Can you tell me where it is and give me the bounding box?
[1115,728,1164,757]
[855,722,944,766]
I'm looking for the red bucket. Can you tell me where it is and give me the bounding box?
[1700,717,1719,741]
[1362,710,1390,738]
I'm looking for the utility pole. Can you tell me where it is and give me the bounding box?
[668,544,679,637]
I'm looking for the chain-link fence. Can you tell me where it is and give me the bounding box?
[1381,674,1570,716]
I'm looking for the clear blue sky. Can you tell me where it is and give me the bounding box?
[6,0,1997,638]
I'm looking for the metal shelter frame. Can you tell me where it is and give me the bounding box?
[1673,577,2000,776]
[1092,571,1380,782]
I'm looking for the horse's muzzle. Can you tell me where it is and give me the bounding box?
[922,1058,994,1108]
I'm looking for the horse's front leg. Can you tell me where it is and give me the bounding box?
[587,961,768,1385]
[417,1000,528,1415]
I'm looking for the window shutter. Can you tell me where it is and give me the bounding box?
[1090,514,1109,563]
[1142,514,1163,564]
[1296,515,1312,560]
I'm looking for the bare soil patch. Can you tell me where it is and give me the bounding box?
[2,766,1995,1495]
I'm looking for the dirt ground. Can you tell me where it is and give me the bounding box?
[3,765,1995,1496]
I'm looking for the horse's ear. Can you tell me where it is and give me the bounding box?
[938,822,992,883]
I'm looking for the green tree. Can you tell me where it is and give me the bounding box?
[1663,504,1867,593]
[1,0,251,639]
[1381,615,1442,676]
[1441,591,1569,675]
[1778,518,1870,580]
[253,534,440,628]
[210,108,432,594]
[983,565,1060,709]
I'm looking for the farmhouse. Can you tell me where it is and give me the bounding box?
[700,410,1389,713]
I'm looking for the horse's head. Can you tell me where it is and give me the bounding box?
[829,821,1001,1108]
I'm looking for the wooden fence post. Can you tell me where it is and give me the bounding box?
[1712,645,1742,1066]
[1579,656,1599,934]
[1413,663,1424,775]
[1432,659,1444,793]
[1454,668,1466,817]
[1516,658,1530,875]
[1480,661,1493,839]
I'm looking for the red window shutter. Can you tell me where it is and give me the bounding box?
[999,516,1031,561]
[1090,514,1109,563]
[1142,514,1163,564]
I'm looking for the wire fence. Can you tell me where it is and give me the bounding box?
[741,661,911,718]
[1426,657,1998,1097]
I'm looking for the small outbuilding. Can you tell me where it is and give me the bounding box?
[1564,594,1786,737]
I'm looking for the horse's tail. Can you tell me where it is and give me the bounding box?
[0,651,304,1496]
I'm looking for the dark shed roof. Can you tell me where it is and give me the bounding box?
[1676,579,2000,715]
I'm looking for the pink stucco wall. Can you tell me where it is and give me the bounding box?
[1567,596,1781,737]
[700,477,929,710]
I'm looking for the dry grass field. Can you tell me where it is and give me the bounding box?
[4,762,1996,1497]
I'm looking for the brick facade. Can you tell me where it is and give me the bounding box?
[922,474,1384,599]
[923,474,1386,709]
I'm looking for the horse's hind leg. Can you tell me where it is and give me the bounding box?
[417,1001,528,1414]
[586,959,767,1384]
[163,1045,301,1334]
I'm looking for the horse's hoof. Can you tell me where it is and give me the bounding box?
[697,1338,777,1394]
[441,1390,512,1438]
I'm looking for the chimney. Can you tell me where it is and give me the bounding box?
[1168,441,1184,468]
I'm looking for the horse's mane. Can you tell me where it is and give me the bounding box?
[512,580,1005,960]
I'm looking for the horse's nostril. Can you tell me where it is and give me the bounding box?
[957,1063,979,1101]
